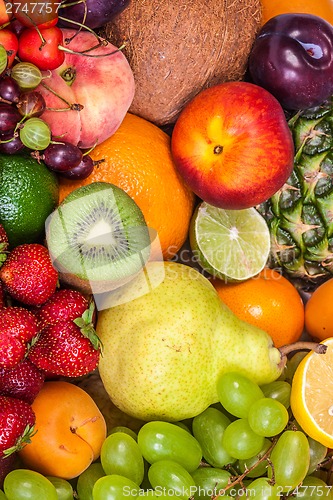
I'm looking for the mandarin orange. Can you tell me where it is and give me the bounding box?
[58,113,195,260]
[260,0,333,26]
[212,268,304,348]
[305,278,333,341]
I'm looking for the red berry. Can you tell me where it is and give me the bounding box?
[0,243,58,306]
[0,307,39,369]
[0,359,45,404]
[33,288,89,330]
[28,302,101,377]
[0,395,35,456]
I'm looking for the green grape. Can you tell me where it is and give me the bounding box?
[108,427,138,441]
[0,491,7,499]
[248,398,289,437]
[238,438,271,478]
[222,418,265,460]
[307,437,328,475]
[77,462,106,500]
[192,407,235,467]
[92,474,140,500]
[247,478,281,499]
[101,432,144,485]
[217,372,264,418]
[45,476,74,500]
[283,352,308,383]
[268,430,310,492]
[10,62,43,90]
[137,421,202,472]
[0,45,8,75]
[260,380,291,408]
[293,475,333,499]
[191,467,231,499]
[19,117,51,150]
[148,460,196,500]
[4,469,58,500]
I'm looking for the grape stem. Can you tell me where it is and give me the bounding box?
[212,439,278,499]
[278,341,327,370]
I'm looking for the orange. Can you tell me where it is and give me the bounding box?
[290,338,333,447]
[260,0,333,26]
[19,381,107,479]
[58,113,195,260]
[212,268,304,348]
[305,278,333,341]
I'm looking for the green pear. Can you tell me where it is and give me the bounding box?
[96,262,284,422]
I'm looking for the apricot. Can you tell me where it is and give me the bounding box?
[19,381,107,479]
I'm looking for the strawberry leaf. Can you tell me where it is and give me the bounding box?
[3,424,37,456]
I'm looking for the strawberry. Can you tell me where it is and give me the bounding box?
[0,359,45,404]
[0,224,8,268]
[28,302,101,377]
[0,396,35,457]
[0,282,6,308]
[33,288,89,330]
[0,307,39,369]
[0,243,58,306]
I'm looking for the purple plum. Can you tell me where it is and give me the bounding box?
[248,13,333,110]
[58,0,130,30]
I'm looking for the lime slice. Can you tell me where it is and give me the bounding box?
[190,202,271,281]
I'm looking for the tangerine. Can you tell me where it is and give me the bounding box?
[305,278,333,341]
[260,0,333,26]
[212,268,305,348]
[58,113,195,260]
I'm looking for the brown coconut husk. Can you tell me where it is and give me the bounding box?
[102,0,262,126]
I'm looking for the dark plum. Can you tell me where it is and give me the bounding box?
[0,103,21,134]
[43,141,83,172]
[0,77,21,103]
[59,154,95,180]
[248,13,333,110]
[58,0,130,29]
[0,132,25,154]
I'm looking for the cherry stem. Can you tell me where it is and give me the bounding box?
[58,15,104,42]
[57,41,127,58]
[40,81,84,111]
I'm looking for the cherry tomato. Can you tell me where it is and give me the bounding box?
[6,0,59,28]
[18,26,65,70]
[0,29,18,67]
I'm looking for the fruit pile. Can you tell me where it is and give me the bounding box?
[0,0,333,499]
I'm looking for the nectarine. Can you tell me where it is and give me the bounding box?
[171,81,294,210]
[19,381,107,479]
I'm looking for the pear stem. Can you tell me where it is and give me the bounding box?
[278,341,327,371]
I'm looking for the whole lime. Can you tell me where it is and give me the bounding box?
[0,153,59,248]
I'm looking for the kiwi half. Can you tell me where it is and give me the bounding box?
[46,182,151,294]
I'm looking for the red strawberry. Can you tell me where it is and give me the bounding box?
[28,302,101,377]
[0,282,6,308]
[0,224,8,268]
[0,307,39,369]
[0,243,58,306]
[33,288,89,330]
[0,359,45,404]
[0,396,35,457]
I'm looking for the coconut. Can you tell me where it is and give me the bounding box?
[103,0,262,126]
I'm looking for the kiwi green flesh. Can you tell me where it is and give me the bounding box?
[46,182,151,291]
